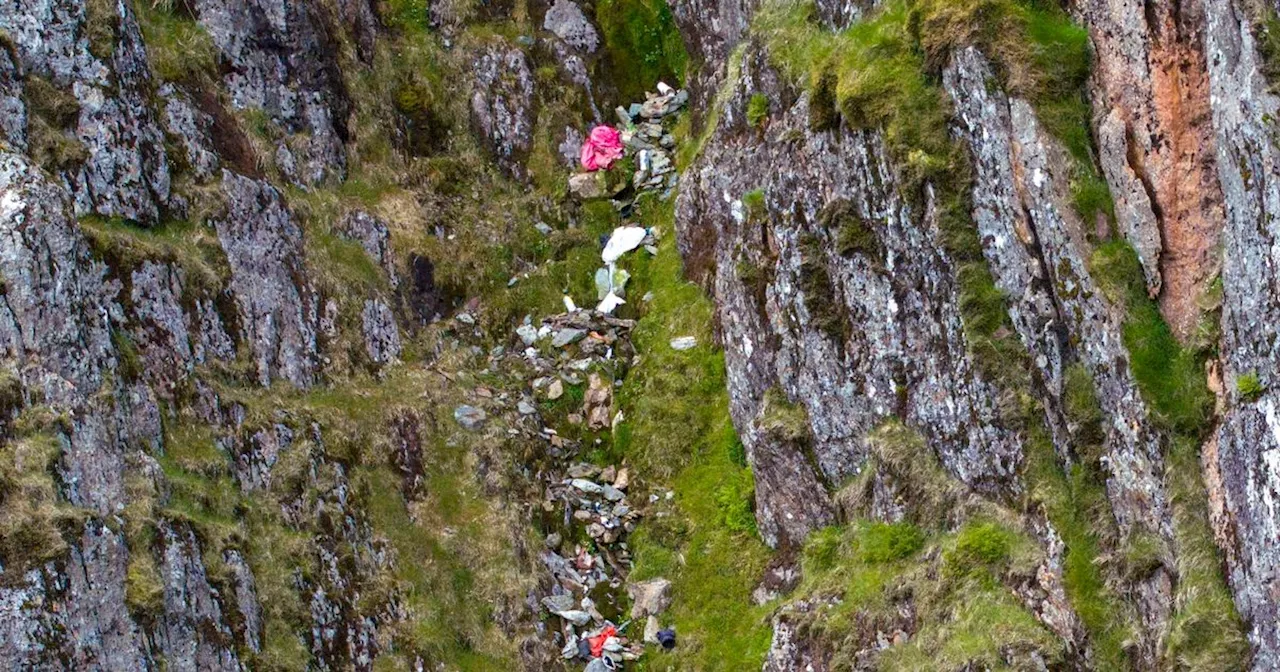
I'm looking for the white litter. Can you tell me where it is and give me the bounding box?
[602,226,648,264]
[597,292,626,314]
[563,295,578,312]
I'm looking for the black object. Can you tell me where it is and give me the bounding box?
[657,628,676,650]
[578,638,592,659]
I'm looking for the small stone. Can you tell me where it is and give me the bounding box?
[614,468,629,490]
[567,463,600,478]
[553,328,588,347]
[517,324,539,345]
[456,312,475,325]
[571,478,603,493]
[628,577,672,618]
[453,405,486,430]
[602,485,625,502]
[587,523,606,538]
[669,336,697,351]
[542,0,599,52]
[519,400,537,415]
[569,172,611,200]
[643,615,661,644]
[574,510,593,521]
[600,465,616,483]
[548,379,565,400]
[556,609,592,626]
[546,532,563,550]
[542,594,575,613]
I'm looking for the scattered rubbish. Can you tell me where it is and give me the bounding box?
[517,83,691,670]
[669,336,697,351]
[580,125,624,171]
[453,405,486,430]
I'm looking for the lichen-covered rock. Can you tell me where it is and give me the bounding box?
[223,549,264,652]
[0,0,173,224]
[1202,0,1280,665]
[469,41,535,179]
[544,0,599,52]
[946,47,1171,542]
[161,85,222,182]
[341,210,399,288]
[946,47,1175,658]
[1080,0,1224,339]
[0,45,27,150]
[130,261,197,392]
[191,0,350,185]
[215,171,319,387]
[677,45,1022,548]
[361,299,402,366]
[157,523,242,672]
[0,522,149,669]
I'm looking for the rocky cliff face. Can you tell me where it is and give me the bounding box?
[0,0,1279,669]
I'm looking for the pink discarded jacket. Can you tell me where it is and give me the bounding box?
[580,125,624,171]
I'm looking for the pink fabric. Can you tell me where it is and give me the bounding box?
[580,125,624,171]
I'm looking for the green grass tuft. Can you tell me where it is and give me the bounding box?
[596,0,688,104]
[854,521,925,563]
[1090,241,1214,435]
[747,92,770,127]
[135,1,219,83]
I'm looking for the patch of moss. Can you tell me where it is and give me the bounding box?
[864,421,963,526]
[84,0,119,61]
[25,75,88,173]
[758,387,810,443]
[596,0,688,103]
[1237,371,1264,402]
[948,521,1013,571]
[0,427,76,581]
[819,198,880,262]
[789,519,1059,670]
[112,329,143,382]
[393,81,449,157]
[79,216,230,294]
[746,92,770,127]
[1063,362,1105,466]
[1163,437,1251,669]
[797,234,848,343]
[125,549,165,616]
[808,68,840,132]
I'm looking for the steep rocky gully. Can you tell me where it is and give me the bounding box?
[2,0,1280,670]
